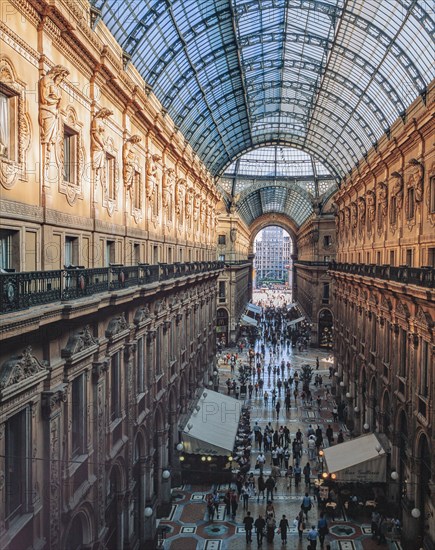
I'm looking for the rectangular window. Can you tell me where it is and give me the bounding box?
[72,373,86,456]
[168,247,172,264]
[137,337,145,394]
[0,90,17,161]
[153,245,158,264]
[385,322,390,363]
[430,176,435,214]
[179,248,183,262]
[5,407,30,523]
[65,236,79,267]
[427,248,435,268]
[399,328,407,378]
[63,127,77,184]
[133,243,140,264]
[421,341,429,397]
[218,281,226,303]
[0,229,18,271]
[156,327,162,374]
[366,252,370,264]
[323,235,331,247]
[323,256,330,262]
[218,234,226,245]
[218,254,225,262]
[406,249,413,267]
[376,251,381,265]
[407,187,415,219]
[389,250,395,266]
[110,352,121,422]
[106,154,115,200]
[390,196,397,225]
[106,240,115,266]
[322,282,330,304]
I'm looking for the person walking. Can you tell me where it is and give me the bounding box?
[265,475,276,501]
[257,452,266,475]
[317,512,329,548]
[230,491,238,519]
[243,511,254,543]
[257,474,266,501]
[275,400,281,419]
[279,514,289,544]
[206,492,215,521]
[296,510,305,541]
[301,492,312,521]
[307,525,319,549]
[266,514,276,543]
[254,514,266,546]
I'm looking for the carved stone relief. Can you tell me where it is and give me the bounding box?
[162,167,175,210]
[39,64,69,166]
[0,346,48,390]
[123,135,143,223]
[175,177,185,220]
[105,313,130,338]
[61,325,98,357]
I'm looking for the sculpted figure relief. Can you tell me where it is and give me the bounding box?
[175,178,185,218]
[162,168,175,209]
[358,197,366,224]
[91,108,113,185]
[193,193,201,222]
[200,198,207,226]
[185,188,194,219]
[146,153,161,200]
[338,210,345,232]
[123,135,141,191]
[366,190,376,222]
[344,206,350,230]
[378,181,388,217]
[350,202,358,229]
[39,65,69,164]
[409,159,424,202]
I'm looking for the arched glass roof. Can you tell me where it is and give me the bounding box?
[219,146,336,226]
[93,0,434,181]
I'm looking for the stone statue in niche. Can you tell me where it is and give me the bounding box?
[175,177,185,218]
[378,181,388,217]
[39,65,69,164]
[408,158,424,202]
[366,190,376,222]
[391,171,404,211]
[91,108,113,185]
[185,188,194,219]
[123,135,141,191]
[350,202,358,229]
[200,198,207,226]
[193,193,201,222]
[206,201,211,228]
[358,196,366,224]
[162,168,175,209]
[344,206,350,230]
[338,210,345,232]
[146,153,161,200]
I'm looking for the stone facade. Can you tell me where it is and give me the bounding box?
[330,83,435,549]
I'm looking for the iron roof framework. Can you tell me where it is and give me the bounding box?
[93,0,434,224]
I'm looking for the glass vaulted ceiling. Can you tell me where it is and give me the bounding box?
[95,0,434,181]
[220,146,336,226]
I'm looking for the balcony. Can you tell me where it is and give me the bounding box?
[0,261,224,315]
[329,262,435,288]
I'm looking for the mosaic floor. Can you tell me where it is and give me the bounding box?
[159,343,403,550]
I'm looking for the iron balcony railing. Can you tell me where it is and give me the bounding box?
[0,261,224,315]
[328,261,435,288]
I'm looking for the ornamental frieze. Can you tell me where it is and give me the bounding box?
[0,346,48,390]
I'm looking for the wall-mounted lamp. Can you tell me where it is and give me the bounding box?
[144,507,153,518]
[176,442,184,452]
[363,423,370,431]
[162,470,171,480]
[391,471,399,481]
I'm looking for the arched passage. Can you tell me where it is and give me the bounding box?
[248,214,298,255]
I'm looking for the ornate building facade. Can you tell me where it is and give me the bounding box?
[330,84,434,549]
[0,0,221,548]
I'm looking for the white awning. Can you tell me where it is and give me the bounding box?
[323,433,387,483]
[288,316,305,326]
[241,314,258,327]
[246,303,262,314]
[181,389,242,456]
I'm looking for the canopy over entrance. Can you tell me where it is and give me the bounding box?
[181,389,242,456]
[323,433,387,483]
